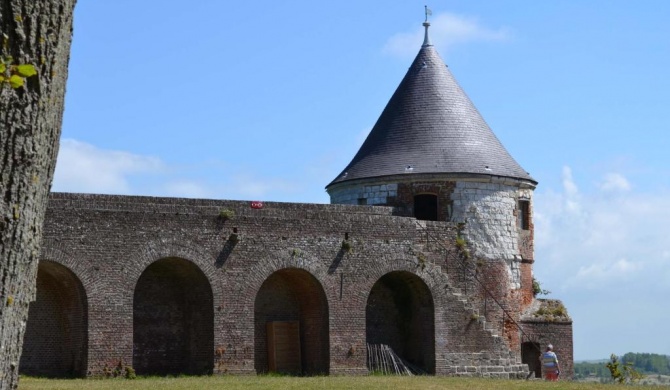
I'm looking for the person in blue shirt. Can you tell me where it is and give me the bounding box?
[541,344,560,381]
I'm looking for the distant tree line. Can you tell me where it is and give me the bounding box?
[574,353,670,380]
[621,353,670,375]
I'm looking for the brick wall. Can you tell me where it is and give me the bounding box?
[18,192,568,378]
[521,319,574,379]
[133,258,213,375]
[253,268,329,375]
[521,298,574,379]
[366,271,435,374]
[20,261,87,377]
[330,176,537,310]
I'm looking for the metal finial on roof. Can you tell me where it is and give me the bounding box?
[423,6,432,46]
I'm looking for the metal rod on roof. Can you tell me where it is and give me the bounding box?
[423,6,432,46]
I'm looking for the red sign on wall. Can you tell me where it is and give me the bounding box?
[250,201,264,209]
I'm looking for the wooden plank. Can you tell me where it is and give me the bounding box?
[267,321,301,374]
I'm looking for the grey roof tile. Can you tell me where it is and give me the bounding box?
[327,41,536,188]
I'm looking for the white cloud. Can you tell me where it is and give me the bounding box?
[536,168,670,290]
[570,257,641,290]
[53,139,164,194]
[561,166,579,197]
[383,12,511,58]
[52,139,312,202]
[560,166,581,214]
[534,166,670,358]
[599,172,631,192]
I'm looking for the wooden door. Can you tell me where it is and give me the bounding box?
[267,321,301,374]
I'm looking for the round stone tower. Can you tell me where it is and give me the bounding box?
[326,19,538,305]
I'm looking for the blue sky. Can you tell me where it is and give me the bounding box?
[53,1,670,361]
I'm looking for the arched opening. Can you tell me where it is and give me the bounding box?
[133,257,213,376]
[20,261,88,378]
[366,271,435,374]
[254,268,329,375]
[414,194,438,221]
[521,341,542,378]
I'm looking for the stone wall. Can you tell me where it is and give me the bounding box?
[451,181,526,287]
[329,183,399,206]
[19,192,567,378]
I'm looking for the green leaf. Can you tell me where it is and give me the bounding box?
[0,75,5,83]
[0,63,6,73]
[15,64,36,77]
[9,74,24,88]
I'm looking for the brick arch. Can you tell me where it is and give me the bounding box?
[365,269,436,374]
[126,239,221,297]
[358,256,447,306]
[132,257,214,375]
[20,260,88,378]
[253,267,329,375]
[240,247,330,309]
[39,241,93,288]
[121,239,225,375]
[346,254,451,323]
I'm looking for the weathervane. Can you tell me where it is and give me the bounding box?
[423,5,432,46]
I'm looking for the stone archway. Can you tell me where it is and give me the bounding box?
[254,268,329,375]
[366,271,435,374]
[133,257,213,375]
[20,261,88,378]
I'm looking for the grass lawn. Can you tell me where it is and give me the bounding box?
[18,376,670,390]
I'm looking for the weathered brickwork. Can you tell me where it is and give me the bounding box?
[254,268,329,374]
[331,178,538,313]
[21,191,570,379]
[392,181,457,221]
[20,261,88,377]
[133,258,214,375]
[330,177,534,289]
[328,178,457,221]
[520,319,574,379]
[327,173,571,378]
[519,261,535,310]
[366,271,435,373]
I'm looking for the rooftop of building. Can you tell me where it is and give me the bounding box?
[327,18,536,189]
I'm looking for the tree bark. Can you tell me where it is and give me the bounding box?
[0,1,76,389]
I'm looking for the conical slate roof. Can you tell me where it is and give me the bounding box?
[327,25,535,188]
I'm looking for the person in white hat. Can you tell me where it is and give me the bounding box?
[540,344,560,381]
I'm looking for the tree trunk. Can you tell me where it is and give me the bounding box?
[0,1,76,389]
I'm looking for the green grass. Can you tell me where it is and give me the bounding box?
[18,376,670,390]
